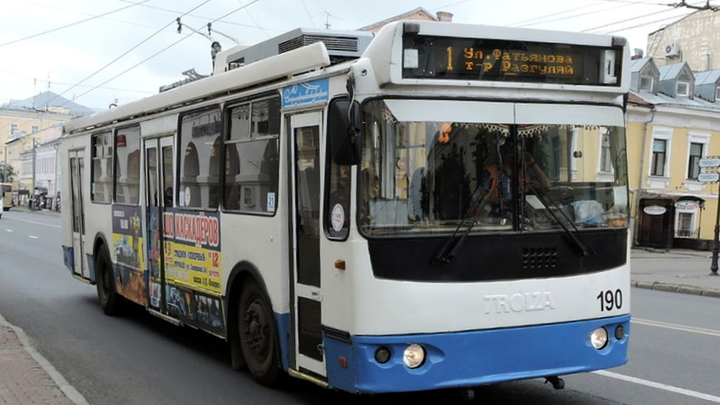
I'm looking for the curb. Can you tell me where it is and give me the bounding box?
[631,280,720,298]
[0,313,90,405]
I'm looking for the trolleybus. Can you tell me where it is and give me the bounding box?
[61,20,631,394]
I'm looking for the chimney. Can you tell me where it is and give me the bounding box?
[436,11,453,22]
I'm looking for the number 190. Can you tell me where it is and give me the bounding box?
[597,289,623,312]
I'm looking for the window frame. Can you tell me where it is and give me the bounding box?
[177,106,223,211]
[222,93,281,216]
[113,124,141,205]
[639,76,654,92]
[648,128,672,179]
[90,131,113,204]
[686,132,710,182]
[677,81,690,97]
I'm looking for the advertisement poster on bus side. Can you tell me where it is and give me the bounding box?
[112,205,147,306]
[161,208,222,295]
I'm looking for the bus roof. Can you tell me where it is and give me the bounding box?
[64,41,331,135]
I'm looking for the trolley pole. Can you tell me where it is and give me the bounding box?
[699,156,720,275]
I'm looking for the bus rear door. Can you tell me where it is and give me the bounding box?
[290,111,326,378]
[68,150,89,279]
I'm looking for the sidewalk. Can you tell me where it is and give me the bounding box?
[630,247,720,297]
[0,314,88,405]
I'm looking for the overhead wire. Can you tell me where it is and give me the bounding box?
[0,0,216,134]
[298,0,317,28]
[1,0,267,136]
[0,0,152,47]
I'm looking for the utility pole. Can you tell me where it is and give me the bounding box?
[31,138,37,210]
[3,145,7,183]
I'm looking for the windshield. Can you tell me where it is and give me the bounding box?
[359,100,629,237]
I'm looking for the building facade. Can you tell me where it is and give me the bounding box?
[627,57,720,249]
[647,9,720,70]
[2,91,93,205]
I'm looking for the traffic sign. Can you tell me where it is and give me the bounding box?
[698,172,720,182]
[699,157,720,168]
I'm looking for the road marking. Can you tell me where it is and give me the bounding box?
[5,217,61,229]
[632,318,720,338]
[595,370,720,403]
[5,229,12,232]
[29,235,39,239]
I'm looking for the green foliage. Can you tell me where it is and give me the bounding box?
[0,162,17,183]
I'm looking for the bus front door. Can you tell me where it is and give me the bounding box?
[290,111,326,378]
[69,150,88,279]
[144,137,174,314]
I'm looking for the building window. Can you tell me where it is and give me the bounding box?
[639,76,654,92]
[676,212,696,238]
[677,81,690,97]
[9,124,18,136]
[715,86,720,101]
[687,142,703,180]
[651,139,667,176]
[31,126,39,133]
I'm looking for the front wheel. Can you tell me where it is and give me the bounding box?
[95,247,123,315]
[238,279,283,386]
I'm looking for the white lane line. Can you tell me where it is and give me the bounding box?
[5,229,12,232]
[7,217,61,229]
[29,235,39,239]
[632,318,720,338]
[595,370,720,403]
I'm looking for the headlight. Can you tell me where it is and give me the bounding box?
[402,344,426,369]
[590,327,609,349]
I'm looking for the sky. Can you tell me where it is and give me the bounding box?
[0,0,701,110]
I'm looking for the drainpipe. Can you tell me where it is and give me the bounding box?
[634,106,656,246]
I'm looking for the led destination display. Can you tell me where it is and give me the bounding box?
[402,34,622,86]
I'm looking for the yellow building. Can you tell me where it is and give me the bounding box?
[1,91,94,199]
[627,57,720,249]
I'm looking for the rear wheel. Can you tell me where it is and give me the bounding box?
[238,279,282,386]
[95,247,122,315]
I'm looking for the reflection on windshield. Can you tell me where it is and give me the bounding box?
[359,100,629,236]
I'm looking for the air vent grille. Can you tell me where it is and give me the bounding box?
[279,34,359,54]
[522,247,558,269]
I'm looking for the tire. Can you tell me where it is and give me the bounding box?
[238,279,283,386]
[95,247,123,316]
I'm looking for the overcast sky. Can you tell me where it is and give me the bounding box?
[0,0,698,110]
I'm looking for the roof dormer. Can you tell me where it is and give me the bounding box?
[658,62,695,99]
[630,57,660,94]
[694,70,720,103]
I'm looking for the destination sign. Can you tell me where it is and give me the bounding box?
[402,35,622,86]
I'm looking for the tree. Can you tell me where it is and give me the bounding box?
[0,162,17,183]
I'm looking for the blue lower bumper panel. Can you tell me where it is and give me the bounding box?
[323,315,630,394]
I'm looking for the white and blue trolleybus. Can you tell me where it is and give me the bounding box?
[60,20,631,394]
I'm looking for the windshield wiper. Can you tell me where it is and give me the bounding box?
[525,182,592,257]
[431,185,494,265]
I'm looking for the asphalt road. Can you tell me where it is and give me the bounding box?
[1,209,720,405]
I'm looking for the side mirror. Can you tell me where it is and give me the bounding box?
[328,98,361,166]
